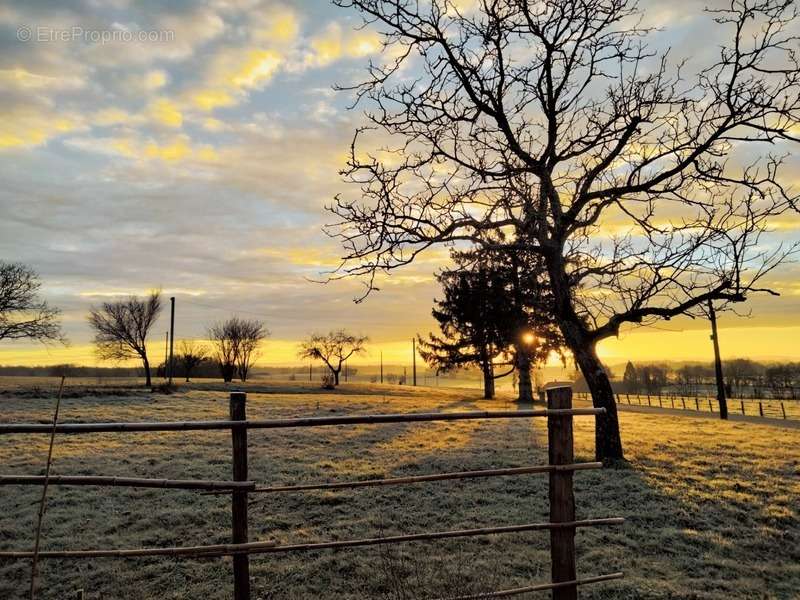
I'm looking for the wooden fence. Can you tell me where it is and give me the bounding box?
[574,392,799,421]
[0,386,624,599]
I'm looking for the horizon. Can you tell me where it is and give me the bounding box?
[2,321,799,369]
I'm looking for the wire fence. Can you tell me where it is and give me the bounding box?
[1,387,624,599]
[573,392,799,421]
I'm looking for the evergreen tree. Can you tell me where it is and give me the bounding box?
[623,361,640,394]
[419,249,563,400]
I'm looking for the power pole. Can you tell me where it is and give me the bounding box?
[309,362,312,382]
[412,338,417,386]
[380,351,383,384]
[344,362,348,382]
[708,300,728,420]
[167,297,175,385]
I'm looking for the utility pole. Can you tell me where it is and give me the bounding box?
[309,362,312,382]
[380,351,383,384]
[344,362,348,383]
[708,300,728,420]
[163,331,169,380]
[168,297,175,385]
[412,338,417,386]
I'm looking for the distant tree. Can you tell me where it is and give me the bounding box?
[208,317,268,383]
[298,330,368,386]
[177,340,208,382]
[0,262,64,344]
[622,362,640,394]
[640,364,670,395]
[724,358,763,398]
[765,362,799,400]
[87,291,162,387]
[236,320,269,382]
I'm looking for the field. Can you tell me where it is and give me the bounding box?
[0,378,798,599]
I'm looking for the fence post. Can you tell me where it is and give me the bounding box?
[758,402,763,417]
[547,386,577,600]
[230,392,250,600]
[740,400,745,415]
[781,402,786,419]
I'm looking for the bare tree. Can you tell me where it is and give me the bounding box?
[88,291,162,387]
[326,0,800,461]
[298,330,368,386]
[0,262,64,344]
[177,340,208,382]
[236,320,269,382]
[208,317,268,383]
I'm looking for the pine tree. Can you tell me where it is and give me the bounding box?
[418,249,563,400]
[623,361,640,394]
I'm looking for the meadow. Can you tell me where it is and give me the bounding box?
[0,378,798,599]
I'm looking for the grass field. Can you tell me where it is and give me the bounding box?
[0,378,798,599]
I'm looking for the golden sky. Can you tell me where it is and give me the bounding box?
[0,0,798,368]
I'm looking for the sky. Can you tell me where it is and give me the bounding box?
[0,0,799,369]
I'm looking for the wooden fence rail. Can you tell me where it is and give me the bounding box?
[0,408,602,434]
[0,475,255,490]
[0,388,623,600]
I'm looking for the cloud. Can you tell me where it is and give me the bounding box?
[147,97,183,128]
[0,67,85,92]
[144,69,169,90]
[0,105,84,149]
[306,22,381,68]
[92,107,140,127]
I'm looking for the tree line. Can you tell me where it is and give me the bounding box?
[621,360,800,400]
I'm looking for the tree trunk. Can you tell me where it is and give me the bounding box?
[516,348,533,403]
[142,354,151,387]
[544,243,624,462]
[482,363,495,400]
[333,369,340,386]
[571,340,624,462]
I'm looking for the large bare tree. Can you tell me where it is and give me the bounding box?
[326,0,800,460]
[208,317,268,383]
[298,330,368,386]
[88,291,162,387]
[0,262,64,344]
